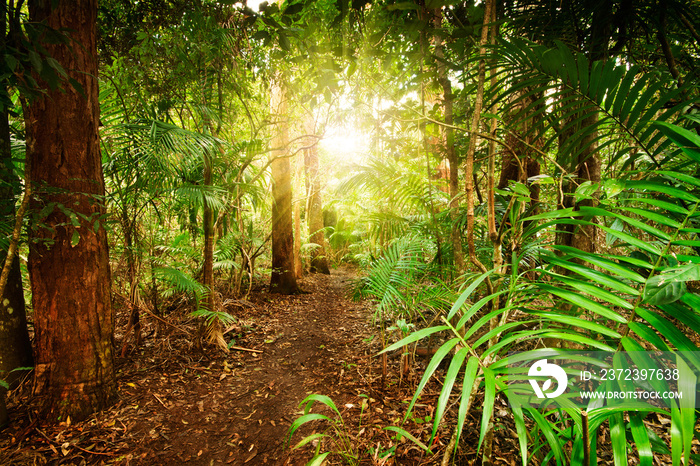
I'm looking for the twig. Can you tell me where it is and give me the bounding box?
[153,393,168,408]
[71,443,117,457]
[229,345,262,354]
[441,428,458,466]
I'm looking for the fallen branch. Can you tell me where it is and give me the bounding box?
[229,345,262,354]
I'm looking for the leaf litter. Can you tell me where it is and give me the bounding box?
[0,266,513,465]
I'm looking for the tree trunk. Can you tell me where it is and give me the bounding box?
[26,0,117,421]
[464,0,494,275]
[432,9,464,274]
[555,97,600,255]
[269,77,301,294]
[0,4,32,423]
[303,120,330,275]
[119,206,140,357]
[0,107,32,387]
[202,150,215,310]
[293,151,303,278]
[0,106,32,430]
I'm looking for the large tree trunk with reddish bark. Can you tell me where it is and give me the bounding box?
[26,0,117,421]
[303,125,330,275]
[269,78,301,294]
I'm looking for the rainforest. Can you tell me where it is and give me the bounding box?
[0,0,699,465]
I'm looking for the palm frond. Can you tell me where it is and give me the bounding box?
[486,38,692,171]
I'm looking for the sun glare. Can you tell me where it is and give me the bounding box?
[319,125,369,165]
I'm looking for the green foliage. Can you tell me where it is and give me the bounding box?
[386,118,700,464]
[352,234,454,324]
[152,266,206,302]
[486,38,691,171]
[287,394,360,466]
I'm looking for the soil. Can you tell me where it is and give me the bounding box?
[0,266,482,466]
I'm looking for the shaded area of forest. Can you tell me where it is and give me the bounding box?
[0,0,699,465]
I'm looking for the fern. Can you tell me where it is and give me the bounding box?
[153,266,206,302]
[485,38,692,171]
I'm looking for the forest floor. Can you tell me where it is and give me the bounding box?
[0,265,509,466]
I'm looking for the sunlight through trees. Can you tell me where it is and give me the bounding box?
[0,0,698,464]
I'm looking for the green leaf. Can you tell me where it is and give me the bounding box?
[71,230,80,247]
[545,255,640,295]
[538,284,627,323]
[384,426,432,453]
[300,393,340,417]
[447,269,495,321]
[283,3,304,15]
[403,338,460,421]
[510,400,528,466]
[430,347,469,442]
[653,121,700,163]
[278,33,291,51]
[287,413,331,441]
[253,30,270,42]
[455,357,479,446]
[609,410,628,466]
[643,276,686,305]
[629,412,654,466]
[379,325,449,355]
[291,432,327,451]
[627,322,671,352]
[574,181,598,201]
[635,308,700,358]
[676,356,696,466]
[524,406,565,465]
[532,311,621,338]
[306,452,331,466]
[477,368,496,454]
[606,218,625,247]
[554,246,646,283]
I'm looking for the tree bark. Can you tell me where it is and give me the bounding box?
[26,0,117,421]
[269,77,301,294]
[303,118,330,275]
[432,9,464,274]
[202,150,215,309]
[555,96,600,255]
[293,151,303,278]
[0,109,32,388]
[464,0,494,275]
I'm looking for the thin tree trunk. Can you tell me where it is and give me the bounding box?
[269,76,301,294]
[0,3,32,398]
[432,9,464,274]
[293,151,303,278]
[120,207,141,357]
[0,106,32,428]
[202,151,215,309]
[303,118,330,275]
[555,98,600,255]
[27,0,116,421]
[464,0,493,275]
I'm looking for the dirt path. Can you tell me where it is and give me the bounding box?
[1,267,390,465]
[123,266,372,465]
